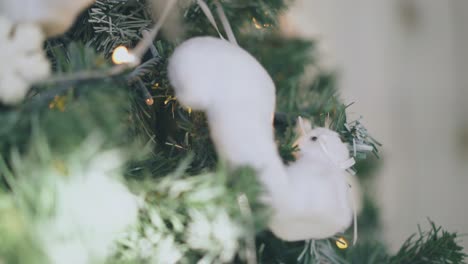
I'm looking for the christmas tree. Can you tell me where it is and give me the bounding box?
[0,0,466,263]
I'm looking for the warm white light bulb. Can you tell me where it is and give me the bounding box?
[336,237,349,249]
[112,46,137,65]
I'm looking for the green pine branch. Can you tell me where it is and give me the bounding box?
[388,221,467,264]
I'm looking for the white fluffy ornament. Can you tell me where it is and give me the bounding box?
[168,36,354,242]
[0,16,50,105]
[0,0,95,36]
[45,173,138,264]
[269,118,355,241]
[168,36,289,199]
[41,148,139,264]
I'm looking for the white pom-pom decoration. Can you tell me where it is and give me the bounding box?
[0,0,95,36]
[168,36,354,241]
[0,16,50,105]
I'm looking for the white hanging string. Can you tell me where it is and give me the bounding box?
[131,0,178,60]
[318,139,356,170]
[196,0,225,40]
[348,182,358,245]
[237,194,258,264]
[197,0,238,45]
[214,0,238,45]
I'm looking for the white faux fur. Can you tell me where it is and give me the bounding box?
[168,36,353,241]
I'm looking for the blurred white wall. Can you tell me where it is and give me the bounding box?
[287,0,468,252]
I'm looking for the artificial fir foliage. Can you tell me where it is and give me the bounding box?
[0,0,466,263]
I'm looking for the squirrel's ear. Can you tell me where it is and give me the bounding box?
[296,116,312,136]
[324,113,332,129]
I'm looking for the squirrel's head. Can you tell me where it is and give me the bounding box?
[294,117,353,168]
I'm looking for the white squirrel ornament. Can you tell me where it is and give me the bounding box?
[270,118,355,240]
[168,36,355,241]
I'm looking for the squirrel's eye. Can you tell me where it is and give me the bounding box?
[311,136,318,141]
